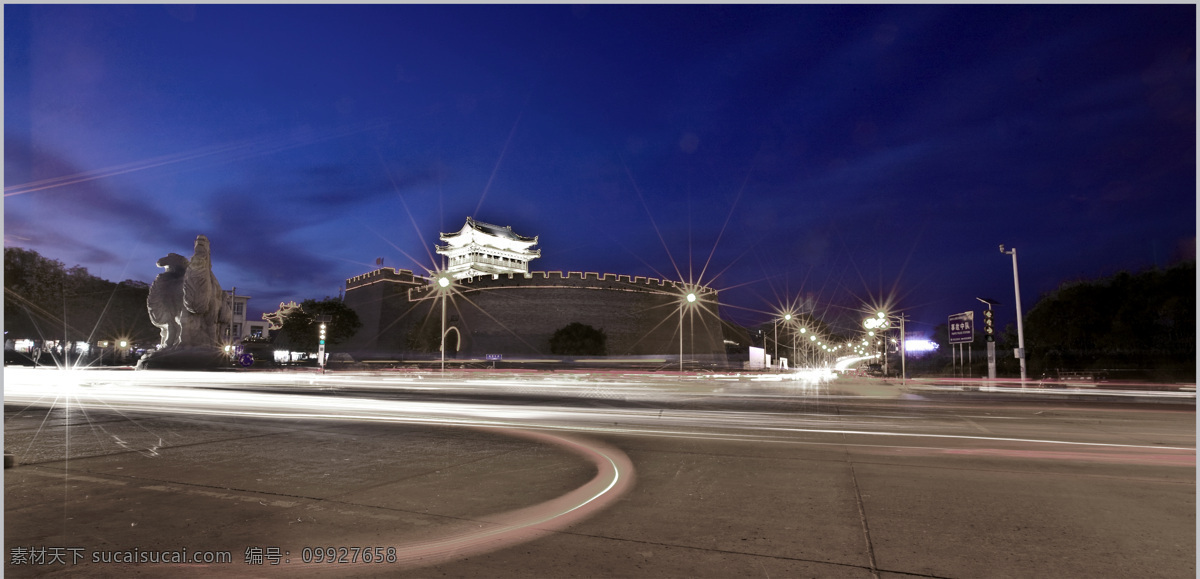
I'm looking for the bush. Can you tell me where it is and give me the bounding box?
[549,322,607,356]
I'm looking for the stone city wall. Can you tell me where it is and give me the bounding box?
[345,269,724,359]
[410,272,723,358]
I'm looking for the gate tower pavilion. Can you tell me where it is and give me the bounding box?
[437,217,541,280]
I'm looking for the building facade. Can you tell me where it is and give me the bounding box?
[223,290,269,343]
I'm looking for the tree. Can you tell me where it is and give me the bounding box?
[277,298,362,353]
[549,322,607,356]
[4,247,157,347]
[1024,261,1194,379]
[405,315,443,354]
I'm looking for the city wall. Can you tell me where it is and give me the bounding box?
[344,269,725,360]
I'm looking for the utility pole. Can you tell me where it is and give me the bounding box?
[1000,245,1027,380]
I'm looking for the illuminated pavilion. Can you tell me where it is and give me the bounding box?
[436,217,541,280]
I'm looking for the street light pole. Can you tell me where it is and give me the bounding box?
[681,291,697,372]
[679,304,684,373]
[773,319,778,367]
[782,313,791,370]
[441,289,446,372]
[437,275,451,372]
[1000,245,1027,380]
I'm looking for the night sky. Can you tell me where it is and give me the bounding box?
[4,5,1195,340]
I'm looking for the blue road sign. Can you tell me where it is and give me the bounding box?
[948,311,974,344]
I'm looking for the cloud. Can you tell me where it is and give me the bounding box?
[203,184,340,292]
[4,135,176,227]
[3,134,184,274]
[295,163,440,208]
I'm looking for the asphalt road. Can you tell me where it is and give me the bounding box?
[4,368,1195,577]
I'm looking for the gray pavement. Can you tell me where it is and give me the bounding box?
[4,375,1195,578]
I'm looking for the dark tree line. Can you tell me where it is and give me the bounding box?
[1024,261,1194,379]
[4,247,158,347]
[907,261,1195,381]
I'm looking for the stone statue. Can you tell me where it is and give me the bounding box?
[148,252,189,348]
[138,235,231,370]
[180,235,229,347]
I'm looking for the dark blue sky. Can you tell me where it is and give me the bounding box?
[5,4,1195,339]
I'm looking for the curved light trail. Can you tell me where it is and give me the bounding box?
[5,368,638,572]
[5,366,1193,573]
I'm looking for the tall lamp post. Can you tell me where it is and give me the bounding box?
[864,311,906,384]
[773,316,779,367]
[999,245,1027,380]
[437,274,452,372]
[782,313,792,370]
[680,291,697,372]
[798,327,807,367]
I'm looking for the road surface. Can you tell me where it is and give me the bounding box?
[4,368,1194,577]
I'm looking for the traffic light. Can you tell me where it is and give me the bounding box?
[983,309,994,342]
[319,323,327,346]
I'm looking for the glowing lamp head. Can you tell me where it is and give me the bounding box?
[685,293,696,303]
[437,276,450,288]
[799,327,807,334]
[783,313,791,321]
[119,340,128,348]
[877,311,886,318]
[810,335,816,341]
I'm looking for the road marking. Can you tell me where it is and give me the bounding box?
[960,416,992,434]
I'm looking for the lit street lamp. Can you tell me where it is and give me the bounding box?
[772,312,794,370]
[999,245,1027,380]
[680,290,698,372]
[798,326,808,366]
[783,313,792,369]
[864,310,907,383]
[437,274,452,372]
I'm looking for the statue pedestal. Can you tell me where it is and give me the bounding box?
[136,346,228,371]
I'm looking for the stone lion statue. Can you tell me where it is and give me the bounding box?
[148,252,189,348]
[144,234,229,355]
[138,235,231,370]
[180,235,229,347]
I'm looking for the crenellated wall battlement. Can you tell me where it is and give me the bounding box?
[406,270,719,299]
[346,268,419,289]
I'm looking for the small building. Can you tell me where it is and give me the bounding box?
[223,289,267,343]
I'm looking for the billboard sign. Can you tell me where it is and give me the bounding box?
[948,311,974,344]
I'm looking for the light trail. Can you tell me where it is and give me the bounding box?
[7,368,1193,456]
[6,367,1192,573]
[5,368,636,572]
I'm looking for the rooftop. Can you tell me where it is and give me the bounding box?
[441,217,536,243]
